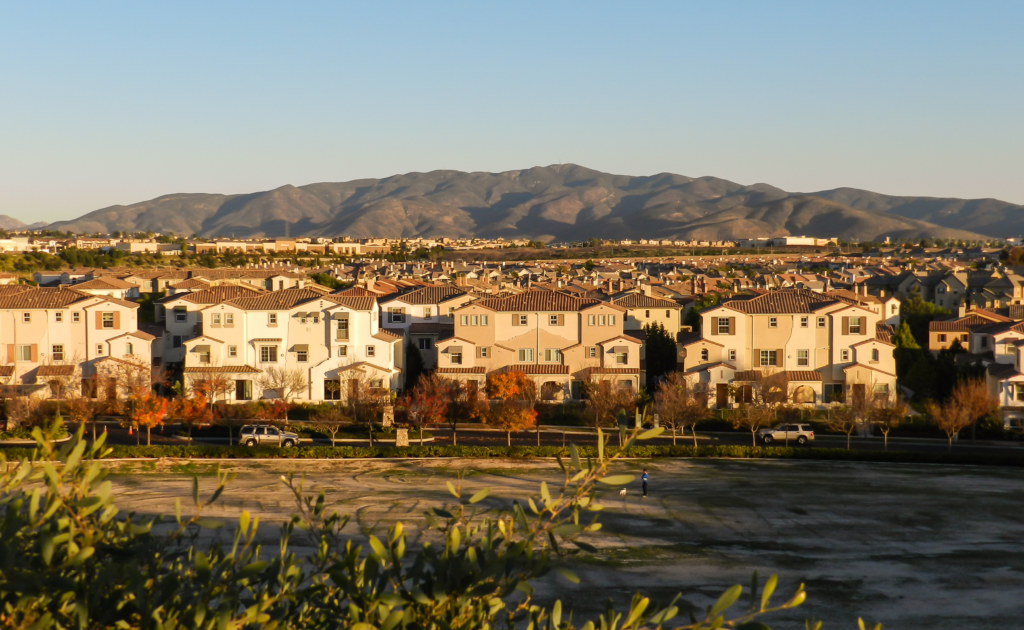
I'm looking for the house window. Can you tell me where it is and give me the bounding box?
[260,346,278,363]
[370,379,384,390]
[228,345,237,358]
[125,343,133,355]
[52,345,64,361]
[418,338,432,350]
[701,348,709,361]
[848,317,862,335]
[324,379,341,401]
[961,334,969,342]
[96,344,104,356]
[424,307,432,319]
[211,314,221,326]
[479,347,489,358]
[1016,384,1024,401]
[15,345,32,362]
[800,316,808,328]
[518,314,528,326]
[102,313,114,328]
[73,312,80,323]
[518,348,534,362]
[55,312,63,323]
[797,349,809,367]
[268,313,278,326]
[450,352,462,365]
[891,304,897,314]
[588,315,595,325]
[729,349,736,361]
[338,345,348,357]
[22,313,30,323]
[981,337,989,348]
[389,308,405,323]
[366,346,375,357]
[297,349,308,363]
[618,380,632,390]
[225,313,234,326]
[871,349,879,362]
[175,309,187,323]
[598,315,606,326]
[817,316,825,328]
[609,315,616,325]
[198,348,211,364]
[588,347,597,358]
[312,315,319,324]
[841,349,850,361]
[471,315,479,326]
[172,335,183,349]
[759,350,778,367]
[718,318,729,334]
[336,318,350,340]
[449,306,455,316]
[938,334,947,343]
[481,315,488,326]
[769,317,777,328]
[615,351,627,365]
[461,315,468,325]
[824,383,845,403]
[544,348,561,363]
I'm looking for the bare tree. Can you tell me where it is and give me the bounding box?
[584,380,635,431]
[926,378,999,451]
[654,372,708,446]
[865,391,906,450]
[343,369,388,446]
[311,405,348,447]
[257,366,309,420]
[732,403,773,447]
[825,404,860,449]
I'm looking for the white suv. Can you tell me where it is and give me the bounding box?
[758,423,814,445]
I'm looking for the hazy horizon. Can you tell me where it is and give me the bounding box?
[2,1,1022,223]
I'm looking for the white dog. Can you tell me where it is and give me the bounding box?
[619,488,628,497]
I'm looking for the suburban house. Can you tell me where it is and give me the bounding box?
[681,289,896,407]
[436,289,641,401]
[378,285,473,369]
[0,286,155,396]
[927,307,1010,353]
[180,290,403,402]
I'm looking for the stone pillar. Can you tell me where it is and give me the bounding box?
[395,427,409,447]
[382,405,394,428]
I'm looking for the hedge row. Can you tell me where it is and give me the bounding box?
[3,443,1024,468]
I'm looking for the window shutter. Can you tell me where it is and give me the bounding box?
[30,345,38,362]
[728,317,735,335]
[113,312,121,330]
[556,314,564,326]
[5,344,12,363]
[842,317,849,335]
[512,314,520,326]
[777,348,784,366]
[95,311,103,329]
[710,317,718,335]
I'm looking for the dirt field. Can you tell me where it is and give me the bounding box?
[105,458,1024,629]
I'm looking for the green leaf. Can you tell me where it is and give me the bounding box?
[597,428,604,461]
[623,597,649,627]
[195,519,223,529]
[557,567,580,584]
[570,443,581,471]
[369,535,388,558]
[648,606,679,625]
[597,475,634,486]
[761,574,777,610]
[709,584,742,619]
[468,488,491,504]
[540,481,550,503]
[192,476,199,507]
[552,524,583,537]
[432,508,454,519]
[241,561,268,576]
[573,540,598,553]
[552,600,562,628]
[446,481,460,499]
[637,426,665,441]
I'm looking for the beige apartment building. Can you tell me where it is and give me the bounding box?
[436,290,641,401]
[379,285,473,369]
[682,289,896,407]
[611,293,684,332]
[180,289,403,402]
[0,286,155,395]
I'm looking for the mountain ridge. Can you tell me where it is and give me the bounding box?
[27,165,1022,242]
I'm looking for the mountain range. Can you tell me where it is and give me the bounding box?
[0,215,48,231]
[21,164,1024,242]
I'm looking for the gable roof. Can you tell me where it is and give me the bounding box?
[381,285,468,306]
[720,289,843,315]
[611,293,681,309]
[469,289,601,313]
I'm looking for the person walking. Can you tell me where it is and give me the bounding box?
[641,469,649,498]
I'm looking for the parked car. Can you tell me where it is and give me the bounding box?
[240,424,299,448]
[758,423,814,445]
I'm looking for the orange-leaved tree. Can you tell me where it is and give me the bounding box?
[409,373,454,446]
[173,394,213,445]
[486,371,538,446]
[132,390,168,446]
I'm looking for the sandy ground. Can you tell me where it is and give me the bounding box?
[104,458,1024,629]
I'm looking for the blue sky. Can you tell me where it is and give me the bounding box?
[2,1,1022,222]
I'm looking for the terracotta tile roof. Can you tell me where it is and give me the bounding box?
[73,277,136,290]
[875,323,894,344]
[323,295,376,311]
[436,367,486,374]
[252,337,282,342]
[721,289,841,314]
[471,289,601,313]
[162,286,263,305]
[733,370,816,381]
[382,285,468,306]
[372,329,403,342]
[0,366,16,377]
[499,364,571,375]
[37,365,76,376]
[0,287,91,309]
[929,314,998,332]
[333,287,382,297]
[409,323,455,335]
[184,366,262,374]
[168,278,212,289]
[783,370,823,381]
[226,288,330,311]
[1007,305,1024,320]
[585,367,640,374]
[611,294,682,309]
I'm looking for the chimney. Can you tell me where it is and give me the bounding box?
[958,302,966,318]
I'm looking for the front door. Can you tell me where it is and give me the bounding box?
[235,379,252,401]
[716,383,728,408]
